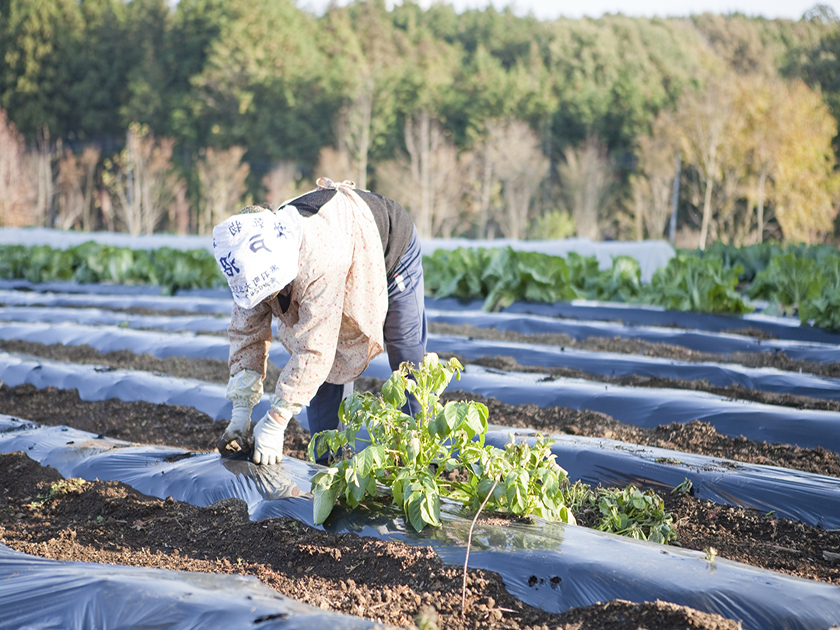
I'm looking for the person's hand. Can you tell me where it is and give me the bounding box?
[252,410,288,465]
[217,406,253,455]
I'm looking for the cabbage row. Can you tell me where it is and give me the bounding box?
[0,242,225,294]
[1,240,838,330]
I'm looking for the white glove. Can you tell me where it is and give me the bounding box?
[217,406,253,455]
[252,412,289,465]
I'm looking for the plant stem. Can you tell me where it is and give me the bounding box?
[461,478,498,616]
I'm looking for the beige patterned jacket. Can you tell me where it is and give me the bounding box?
[227,184,388,410]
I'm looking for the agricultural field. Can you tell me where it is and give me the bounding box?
[1,238,840,629]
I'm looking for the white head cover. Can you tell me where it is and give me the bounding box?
[212,207,302,309]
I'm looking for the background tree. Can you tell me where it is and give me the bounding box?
[189,0,334,177]
[793,13,840,156]
[0,108,34,226]
[378,112,464,238]
[0,2,836,242]
[1,0,83,138]
[55,145,100,231]
[196,146,250,234]
[386,10,461,238]
[261,162,304,207]
[630,110,680,240]
[557,135,614,241]
[495,119,548,240]
[103,123,184,235]
[672,72,738,250]
[772,79,840,243]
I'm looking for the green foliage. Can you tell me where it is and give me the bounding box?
[529,210,576,241]
[0,241,225,294]
[423,247,580,311]
[799,254,840,330]
[561,481,677,543]
[691,241,784,283]
[642,255,754,314]
[28,478,87,508]
[309,353,679,544]
[746,252,821,316]
[566,252,602,294]
[591,486,677,543]
[593,256,643,302]
[308,354,576,532]
[566,253,642,302]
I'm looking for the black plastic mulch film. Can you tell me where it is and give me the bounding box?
[2,416,840,630]
[0,281,839,628]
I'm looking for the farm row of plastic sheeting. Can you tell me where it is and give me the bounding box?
[5,284,839,365]
[5,278,839,361]
[0,351,265,422]
[0,304,231,334]
[0,287,232,315]
[0,544,375,630]
[2,317,838,405]
[426,307,840,364]
[432,333,840,402]
[3,317,840,451]
[434,365,840,455]
[1,353,838,530]
[0,277,234,301]
[495,298,840,345]
[2,416,839,630]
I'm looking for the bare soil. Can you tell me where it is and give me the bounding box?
[0,452,744,630]
[2,323,840,629]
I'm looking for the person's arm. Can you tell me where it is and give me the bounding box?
[218,300,274,454]
[228,299,273,378]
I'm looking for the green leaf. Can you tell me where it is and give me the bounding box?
[406,491,427,532]
[420,488,441,528]
[313,478,341,524]
[381,372,408,409]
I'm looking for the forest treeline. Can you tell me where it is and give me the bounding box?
[1,0,839,247]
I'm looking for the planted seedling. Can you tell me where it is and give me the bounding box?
[309,353,576,531]
[309,354,679,544]
[672,478,693,495]
[28,478,87,508]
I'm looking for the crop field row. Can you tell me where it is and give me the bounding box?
[0,249,839,629]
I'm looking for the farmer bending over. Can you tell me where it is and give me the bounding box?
[212,177,427,465]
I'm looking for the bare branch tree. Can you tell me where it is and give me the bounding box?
[103,123,185,236]
[631,113,680,240]
[558,135,613,241]
[378,110,464,238]
[463,118,503,239]
[197,146,250,234]
[315,146,356,186]
[0,108,36,227]
[494,120,549,240]
[672,74,737,250]
[55,145,100,231]
[262,161,305,208]
[30,127,57,227]
[340,76,374,189]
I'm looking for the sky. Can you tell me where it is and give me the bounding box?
[301,0,840,21]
